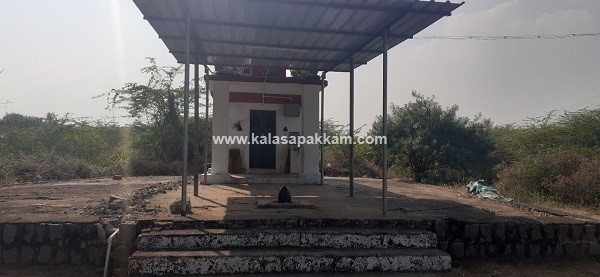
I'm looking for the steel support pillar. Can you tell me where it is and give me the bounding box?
[320,72,326,186]
[382,31,389,215]
[203,65,210,186]
[349,58,355,197]
[180,16,191,216]
[193,50,200,197]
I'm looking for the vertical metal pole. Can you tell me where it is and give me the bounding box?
[181,16,191,216]
[320,72,326,186]
[349,57,355,197]
[203,65,210,186]
[382,31,389,215]
[193,51,200,197]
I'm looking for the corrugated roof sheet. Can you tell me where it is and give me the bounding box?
[133,0,463,72]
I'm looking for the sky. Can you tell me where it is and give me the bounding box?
[1,0,599,130]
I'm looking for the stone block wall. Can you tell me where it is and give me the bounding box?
[433,220,600,260]
[0,222,107,265]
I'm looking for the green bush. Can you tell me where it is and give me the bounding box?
[320,119,382,178]
[493,108,600,209]
[130,160,182,176]
[370,92,495,184]
[0,114,122,183]
[497,151,600,208]
[0,59,212,184]
[550,158,600,208]
[323,143,382,178]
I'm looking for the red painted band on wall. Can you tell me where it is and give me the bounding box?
[229,92,301,105]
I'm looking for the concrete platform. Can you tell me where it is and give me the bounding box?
[137,228,437,250]
[129,248,452,275]
[256,199,317,209]
[138,178,599,224]
[202,173,321,185]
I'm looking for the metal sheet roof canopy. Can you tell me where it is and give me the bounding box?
[134,0,463,72]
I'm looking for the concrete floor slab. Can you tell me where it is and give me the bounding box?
[132,178,599,224]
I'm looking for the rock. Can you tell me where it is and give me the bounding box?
[112,175,123,180]
[557,224,570,242]
[66,223,82,238]
[48,224,65,241]
[109,218,122,227]
[590,243,600,256]
[36,224,47,243]
[530,224,542,241]
[529,244,540,257]
[465,245,477,258]
[450,242,465,258]
[486,244,498,256]
[493,223,506,242]
[96,223,107,241]
[169,198,192,214]
[515,244,526,257]
[542,224,555,239]
[506,223,518,241]
[84,224,105,241]
[518,225,529,242]
[480,224,492,242]
[3,247,18,264]
[564,242,577,257]
[571,224,583,240]
[71,250,82,265]
[54,248,67,263]
[435,220,447,240]
[439,240,449,251]
[554,243,564,257]
[2,224,17,244]
[37,245,52,264]
[87,246,104,265]
[23,224,35,243]
[277,186,292,203]
[463,224,479,240]
[108,195,127,210]
[19,246,34,264]
[585,225,596,241]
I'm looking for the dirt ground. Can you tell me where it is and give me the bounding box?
[1,176,597,224]
[0,176,178,223]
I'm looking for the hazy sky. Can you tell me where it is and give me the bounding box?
[1,0,599,129]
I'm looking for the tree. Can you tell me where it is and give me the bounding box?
[320,119,381,178]
[99,57,208,163]
[0,113,44,128]
[370,91,495,184]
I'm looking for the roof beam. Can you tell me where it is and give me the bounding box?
[170,51,365,65]
[242,0,400,11]
[160,35,393,54]
[327,1,423,72]
[175,0,208,64]
[243,0,454,15]
[145,16,379,36]
[170,55,350,72]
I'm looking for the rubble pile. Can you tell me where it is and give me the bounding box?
[84,181,179,216]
